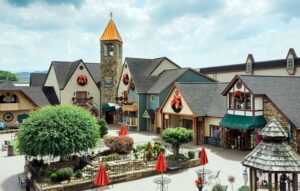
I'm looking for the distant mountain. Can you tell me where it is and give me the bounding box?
[14,71,47,82]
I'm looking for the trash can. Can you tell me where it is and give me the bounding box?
[7,144,14,156]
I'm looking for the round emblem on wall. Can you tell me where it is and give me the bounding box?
[236,81,242,89]
[170,90,183,113]
[3,112,14,122]
[77,75,88,86]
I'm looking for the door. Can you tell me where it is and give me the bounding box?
[105,111,114,124]
[197,121,203,145]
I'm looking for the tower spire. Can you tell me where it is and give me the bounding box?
[110,12,113,19]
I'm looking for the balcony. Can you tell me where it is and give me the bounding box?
[0,103,20,111]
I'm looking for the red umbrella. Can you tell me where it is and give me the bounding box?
[155,152,167,191]
[94,164,110,189]
[119,125,128,136]
[199,147,208,180]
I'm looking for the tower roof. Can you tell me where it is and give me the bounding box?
[100,19,123,42]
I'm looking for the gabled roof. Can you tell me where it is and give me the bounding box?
[100,19,123,42]
[50,60,100,90]
[30,73,47,87]
[175,82,228,117]
[0,81,59,107]
[259,117,287,138]
[199,58,300,74]
[223,75,300,129]
[126,57,178,93]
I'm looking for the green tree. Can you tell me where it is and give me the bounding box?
[0,70,18,81]
[98,119,108,138]
[18,105,99,158]
[161,127,193,154]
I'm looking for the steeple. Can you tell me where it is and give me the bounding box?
[100,18,123,42]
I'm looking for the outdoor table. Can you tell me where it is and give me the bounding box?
[195,169,212,183]
[153,177,171,191]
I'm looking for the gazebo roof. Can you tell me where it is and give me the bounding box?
[242,142,300,172]
[259,117,287,138]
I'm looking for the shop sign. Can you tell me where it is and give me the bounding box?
[122,103,138,112]
[104,77,113,88]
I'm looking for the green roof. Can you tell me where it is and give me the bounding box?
[220,114,267,129]
[102,103,116,112]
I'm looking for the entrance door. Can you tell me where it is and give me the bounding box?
[197,121,203,145]
[105,111,114,124]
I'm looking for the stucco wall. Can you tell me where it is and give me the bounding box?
[61,62,100,108]
[204,117,222,137]
[44,65,61,101]
[117,61,132,98]
[162,88,193,115]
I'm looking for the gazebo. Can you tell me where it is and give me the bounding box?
[242,118,300,191]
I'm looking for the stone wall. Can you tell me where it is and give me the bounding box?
[263,97,298,150]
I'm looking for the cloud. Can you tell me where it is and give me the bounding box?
[6,0,83,8]
[1,0,300,72]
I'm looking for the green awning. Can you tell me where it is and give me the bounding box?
[102,103,116,112]
[220,114,267,129]
[17,113,29,123]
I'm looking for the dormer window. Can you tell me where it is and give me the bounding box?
[246,62,252,74]
[287,58,294,69]
[104,43,114,57]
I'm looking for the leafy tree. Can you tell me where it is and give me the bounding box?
[0,70,18,81]
[18,105,99,158]
[98,119,108,138]
[161,127,193,154]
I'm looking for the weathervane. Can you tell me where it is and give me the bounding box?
[110,12,113,19]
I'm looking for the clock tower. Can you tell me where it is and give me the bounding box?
[100,17,123,117]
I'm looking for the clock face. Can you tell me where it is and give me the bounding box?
[236,82,242,89]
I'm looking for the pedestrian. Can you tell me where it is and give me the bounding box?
[195,177,204,191]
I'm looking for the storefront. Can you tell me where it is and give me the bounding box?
[121,102,138,129]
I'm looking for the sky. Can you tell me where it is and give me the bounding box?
[1,0,300,72]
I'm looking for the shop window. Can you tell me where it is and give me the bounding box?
[0,93,18,103]
[182,119,193,129]
[228,93,234,109]
[126,117,137,126]
[123,91,128,103]
[246,63,252,74]
[75,91,87,105]
[164,119,169,129]
[150,95,155,102]
[234,91,245,110]
[210,125,222,138]
[245,93,251,110]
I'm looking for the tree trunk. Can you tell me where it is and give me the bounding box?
[172,144,180,154]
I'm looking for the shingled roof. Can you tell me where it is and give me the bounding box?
[237,75,300,129]
[199,58,300,74]
[126,57,179,93]
[175,82,227,117]
[242,118,300,172]
[50,60,100,89]
[0,81,59,107]
[30,73,47,87]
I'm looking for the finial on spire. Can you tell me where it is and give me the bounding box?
[110,12,113,19]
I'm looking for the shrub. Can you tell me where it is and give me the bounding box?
[159,146,166,153]
[98,119,108,138]
[57,167,73,181]
[188,151,195,159]
[145,142,153,152]
[154,140,162,147]
[145,150,153,161]
[136,144,146,151]
[50,172,58,182]
[74,169,83,178]
[212,184,225,191]
[152,143,160,157]
[166,153,187,161]
[104,136,134,154]
[18,105,99,159]
[161,127,193,154]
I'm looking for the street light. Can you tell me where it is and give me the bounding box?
[243,167,248,186]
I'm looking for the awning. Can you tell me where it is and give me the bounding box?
[102,103,120,112]
[17,113,29,123]
[220,114,267,130]
[143,109,155,119]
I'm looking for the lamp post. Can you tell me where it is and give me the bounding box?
[243,167,248,186]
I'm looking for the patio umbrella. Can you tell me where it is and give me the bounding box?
[119,125,128,136]
[199,147,208,180]
[94,164,110,190]
[155,152,167,191]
